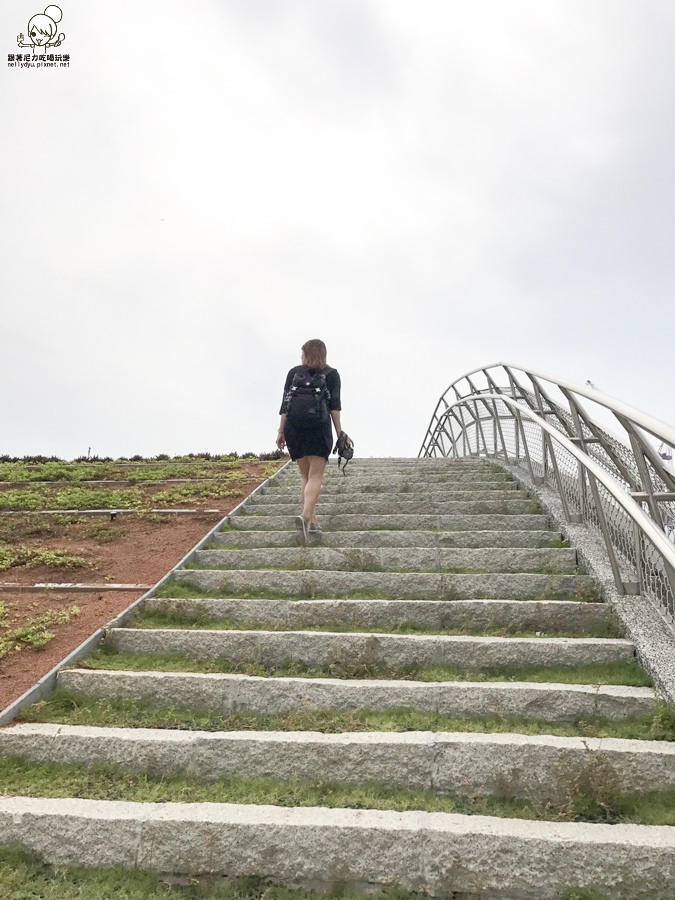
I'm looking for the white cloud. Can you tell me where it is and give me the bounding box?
[1,0,673,457]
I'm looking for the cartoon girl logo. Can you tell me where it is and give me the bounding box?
[17,5,65,50]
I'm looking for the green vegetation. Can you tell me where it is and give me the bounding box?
[262,463,284,479]
[539,536,571,548]
[153,582,388,601]
[130,609,623,639]
[0,545,87,571]
[0,845,404,900]
[0,515,57,541]
[18,689,675,741]
[182,561,578,576]
[0,460,284,511]
[53,487,145,509]
[562,890,610,900]
[0,607,80,658]
[2,752,675,825]
[154,581,602,603]
[0,457,284,486]
[151,481,239,505]
[0,754,523,815]
[82,522,125,542]
[0,490,49,511]
[0,487,144,511]
[124,465,253,484]
[78,644,652,687]
[0,461,98,483]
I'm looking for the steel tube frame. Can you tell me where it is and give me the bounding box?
[420,364,675,625]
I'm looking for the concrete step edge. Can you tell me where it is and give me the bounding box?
[1,796,673,899]
[227,514,550,531]
[175,569,599,601]
[3,723,674,804]
[254,491,526,503]
[107,628,635,668]
[211,530,562,549]
[269,481,518,491]
[242,501,538,514]
[144,596,616,631]
[192,546,578,574]
[57,669,656,722]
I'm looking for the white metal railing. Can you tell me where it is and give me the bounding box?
[419,363,675,625]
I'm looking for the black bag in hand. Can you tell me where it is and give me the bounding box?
[333,432,354,472]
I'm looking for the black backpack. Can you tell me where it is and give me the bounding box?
[285,368,331,426]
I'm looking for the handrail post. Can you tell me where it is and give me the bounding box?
[624,423,666,530]
[514,407,537,484]
[564,394,590,522]
[543,432,577,523]
[492,398,508,460]
[586,471,628,595]
[474,400,489,456]
[633,521,644,596]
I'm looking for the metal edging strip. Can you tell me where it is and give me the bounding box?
[0,459,291,727]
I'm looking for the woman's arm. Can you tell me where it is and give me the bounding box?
[330,410,342,437]
[276,413,287,450]
[277,367,297,451]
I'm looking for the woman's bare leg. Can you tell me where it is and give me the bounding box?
[303,455,326,524]
[296,458,310,510]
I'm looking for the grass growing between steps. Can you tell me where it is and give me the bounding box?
[4,754,675,825]
[540,536,571,548]
[206,536,572,549]
[129,610,623,639]
[562,891,611,900]
[182,562,580,576]
[17,688,675,741]
[76,644,652,686]
[155,584,406,602]
[0,846,421,900]
[157,583,468,602]
[154,583,385,601]
[155,582,604,603]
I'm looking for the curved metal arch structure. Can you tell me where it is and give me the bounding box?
[419,363,675,626]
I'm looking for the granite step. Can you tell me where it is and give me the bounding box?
[56,668,657,722]
[4,723,674,805]
[4,454,669,898]
[210,529,563,549]
[191,546,578,574]
[173,567,599,601]
[106,627,635,669]
[253,489,527,504]
[239,499,537,516]
[267,475,516,491]
[143,596,617,634]
[2,796,673,899]
[226,514,549,531]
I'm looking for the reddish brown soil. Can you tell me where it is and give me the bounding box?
[0,464,281,711]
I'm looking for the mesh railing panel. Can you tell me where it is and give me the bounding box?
[421,366,675,626]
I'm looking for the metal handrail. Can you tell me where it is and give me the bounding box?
[419,363,675,624]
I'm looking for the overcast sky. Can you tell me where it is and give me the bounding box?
[2,0,673,459]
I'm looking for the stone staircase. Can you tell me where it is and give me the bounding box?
[2,457,675,898]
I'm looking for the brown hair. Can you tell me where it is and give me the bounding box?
[301,339,327,369]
